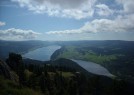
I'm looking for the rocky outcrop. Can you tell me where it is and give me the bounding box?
[0,59,11,78]
[0,59,17,81]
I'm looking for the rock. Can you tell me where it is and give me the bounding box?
[0,59,18,81]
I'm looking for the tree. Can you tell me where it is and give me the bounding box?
[39,73,46,93]
[6,53,22,72]
[6,53,26,86]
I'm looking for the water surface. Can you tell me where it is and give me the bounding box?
[72,59,114,77]
[23,45,61,61]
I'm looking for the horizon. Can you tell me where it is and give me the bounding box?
[0,39,134,42]
[0,0,134,41]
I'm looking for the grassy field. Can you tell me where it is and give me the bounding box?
[55,46,117,65]
[48,71,74,78]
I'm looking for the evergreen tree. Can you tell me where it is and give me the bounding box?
[6,53,26,86]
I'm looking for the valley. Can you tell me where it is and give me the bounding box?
[0,40,134,95]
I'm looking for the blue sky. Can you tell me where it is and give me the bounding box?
[0,0,134,41]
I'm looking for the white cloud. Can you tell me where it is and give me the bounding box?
[0,21,6,26]
[95,4,113,16]
[12,0,96,19]
[8,0,134,41]
[116,0,134,13]
[46,13,134,34]
[0,28,41,41]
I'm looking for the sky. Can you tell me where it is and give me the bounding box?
[0,0,134,41]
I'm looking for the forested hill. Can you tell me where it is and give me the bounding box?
[0,53,134,95]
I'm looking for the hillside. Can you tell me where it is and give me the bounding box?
[0,53,134,95]
[51,40,134,83]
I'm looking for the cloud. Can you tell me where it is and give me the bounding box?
[0,21,6,26]
[46,14,134,34]
[95,4,113,16]
[0,28,41,41]
[7,0,134,41]
[12,0,97,19]
[116,0,134,13]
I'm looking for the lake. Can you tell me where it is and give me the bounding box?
[23,45,61,61]
[23,45,113,77]
[72,59,114,77]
